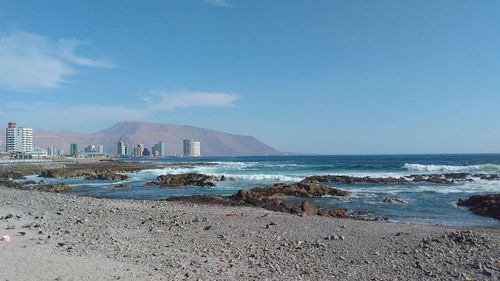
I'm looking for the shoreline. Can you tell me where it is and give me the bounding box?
[1,186,499,280]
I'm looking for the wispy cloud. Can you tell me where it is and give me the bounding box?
[0,89,240,130]
[0,102,149,132]
[0,30,116,92]
[145,90,240,111]
[205,0,230,7]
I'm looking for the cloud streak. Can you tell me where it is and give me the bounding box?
[146,90,239,111]
[0,30,116,92]
[0,89,240,131]
[0,102,149,132]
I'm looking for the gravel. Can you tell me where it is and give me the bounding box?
[0,186,498,281]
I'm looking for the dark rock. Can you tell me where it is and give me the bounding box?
[383,197,408,204]
[0,178,24,189]
[247,182,350,198]
[457,194,500,220]
[157,173,217,188]
[317,209,330,217]
[112,184,129,190]
[39,169,128,181]
[301,201,318,216]
[40,184,71,193]
[474,174,499,181]
[328,208,349,218]
[144,181,159,187]
[302,175,408,185]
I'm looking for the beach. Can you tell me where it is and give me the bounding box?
[1,186,498,281]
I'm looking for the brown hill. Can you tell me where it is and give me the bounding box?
[0,121,280,156]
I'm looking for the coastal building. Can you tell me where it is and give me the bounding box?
[183,139,201,157]
[70,144,78,156]
[192,141,201,157]
[152,141,166,157]
[116,141,126,156]
[84,145,96,153]
[5,122,33,153]
[133,144,144,157]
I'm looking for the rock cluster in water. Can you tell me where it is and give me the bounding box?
[39,169,129,181]
[302,173,499,185]
[167,181,351,218]
[156,173,219,188]
[457,194,500,220]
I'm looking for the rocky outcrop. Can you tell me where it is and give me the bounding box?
[302,175,408,185]
[166,188,350,219]
[231,188,349,217]
[301,173,500,185]
[246,182,350,198]
[40,184,71,193]
[157,173,217,188]
[383,197,408,204]
[457,194,500,220]
[112,184,129,190]
[39,169,128,181]
[0,178,24,189]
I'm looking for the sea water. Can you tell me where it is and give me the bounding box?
[25,154,500,228]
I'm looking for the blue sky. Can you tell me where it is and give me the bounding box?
[0,0,499,154]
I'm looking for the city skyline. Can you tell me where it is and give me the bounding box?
[1,1,499,154]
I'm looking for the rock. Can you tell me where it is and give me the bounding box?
[157,173,217,188]
[302,175,408,185]
[40,184,71,193]
[301,201,318,216]
[23,180,37,185]
[112,184,129,190]
[317,209,330,217]
[144,181,158,187]
[328,208,349,218]
[300,174,474,185]
[457,194,500,220]
[383,197,408,204]
[0,178,24,189]
[246,182,350,198]
[39,169,129,181]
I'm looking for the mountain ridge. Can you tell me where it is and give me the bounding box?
[0,121,280,156]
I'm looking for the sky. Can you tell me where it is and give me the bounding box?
[0,0,499,154]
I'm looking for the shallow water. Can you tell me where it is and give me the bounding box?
[24,154,500,228]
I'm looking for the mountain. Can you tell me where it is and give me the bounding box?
[1,121,280,156]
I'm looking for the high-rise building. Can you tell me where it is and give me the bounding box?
[5,122,33,153]
[192,141,201,157]
[97,145,104,154]
[183,139,191,156]
[84,145,95,153]
[133,144,144,157]
[70,144,78,156]
[152,141,166,157]
[117,141,126,156]
[183,139,201,157]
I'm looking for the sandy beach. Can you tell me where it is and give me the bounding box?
[0,186,498,281]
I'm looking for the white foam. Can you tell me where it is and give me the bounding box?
[402,163,500,173]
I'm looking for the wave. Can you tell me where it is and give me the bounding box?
[222,173,304,182]
[402,163,500,173]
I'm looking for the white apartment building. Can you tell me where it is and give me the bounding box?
[6,123,33,153]
[183,139,201,157]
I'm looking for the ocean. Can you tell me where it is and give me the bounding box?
[26,154,500,228]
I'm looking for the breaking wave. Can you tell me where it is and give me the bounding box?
[402,163,500,173]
